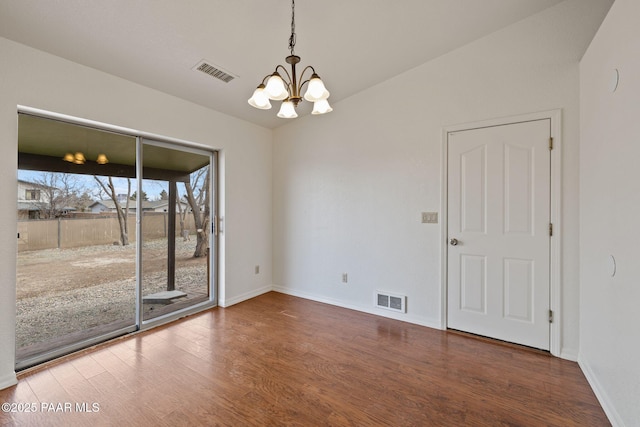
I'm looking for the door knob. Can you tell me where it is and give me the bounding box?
[449,238,459,246]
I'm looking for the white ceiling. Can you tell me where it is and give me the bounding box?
[0,0,566,129]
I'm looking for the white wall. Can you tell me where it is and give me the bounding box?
[273,0,612,358]
[580,0,640,424]
[0,37,273,388]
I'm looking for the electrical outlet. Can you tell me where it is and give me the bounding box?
[342,273,348,283]
[255,265,260,274]
[421,212,438,224]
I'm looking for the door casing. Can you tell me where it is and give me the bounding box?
[440,110,562,357]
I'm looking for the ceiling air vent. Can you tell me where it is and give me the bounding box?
[192,60,237,83]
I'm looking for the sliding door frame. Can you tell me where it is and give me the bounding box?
[15,106,219,369]
[137,137,218,330]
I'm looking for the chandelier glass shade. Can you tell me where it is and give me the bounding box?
[62,151,109,165]
[248,0,331,118]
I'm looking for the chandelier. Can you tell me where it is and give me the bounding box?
[63,152,109,165]
[247,0,332,119]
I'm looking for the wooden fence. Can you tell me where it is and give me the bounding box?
[17,213,199,252]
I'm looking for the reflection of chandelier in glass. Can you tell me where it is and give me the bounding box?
[248,0,332,119]
[63,152,108,165]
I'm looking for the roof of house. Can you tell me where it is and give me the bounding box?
[89,199,188,210]
[17,179,57,190]
[17,202,39,211]
[17,202,76,212]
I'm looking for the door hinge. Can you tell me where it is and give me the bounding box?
[549,223,553,237]
[549,137,554,150]
[549,310,554,323]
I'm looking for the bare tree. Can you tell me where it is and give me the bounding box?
[32,172,85,218]
[176,194,189,241]
[94,176,132,246]
[184,166,210,257]
[75,191,94,212]
[33,179,57,219]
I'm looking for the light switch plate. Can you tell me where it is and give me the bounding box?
[422,212,438,224]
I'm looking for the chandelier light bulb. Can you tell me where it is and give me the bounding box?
[277,100,298,118]
[304,74,330,102]
[96,153,109,164]
[248,85,272,109]
[311,99,333,115]
[265,73,288,100]
[73,152,86,164]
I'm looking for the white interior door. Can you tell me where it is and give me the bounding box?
[447,119,551,350]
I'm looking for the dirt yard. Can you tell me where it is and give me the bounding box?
[16,238,208,353]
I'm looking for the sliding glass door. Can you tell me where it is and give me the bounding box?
[140,140,215,322]
[16,112,218,369]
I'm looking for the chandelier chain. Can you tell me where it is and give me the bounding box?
[288,0,296,55]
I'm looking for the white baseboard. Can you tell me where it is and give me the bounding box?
[559,348,578,362]
[219,285,272,307]
[0,372,17,391]
[272,286,442,330]
[578,355,622,427]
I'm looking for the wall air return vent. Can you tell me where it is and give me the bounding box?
[375,291,406,313]
[192,60,237,83]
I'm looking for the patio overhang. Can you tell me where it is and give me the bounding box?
[17,113,208,183]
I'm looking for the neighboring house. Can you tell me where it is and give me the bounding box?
[17,179,78,219]
[88,200,112,214]
[89,194,129,213]
[17,179,53,219]
[89,199,190,213]
[88,199,138,213]
[148,199,191,213]
[115,193,129,203]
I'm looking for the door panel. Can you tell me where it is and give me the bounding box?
[16,115,138,369]
[460,146,486,233]
[141,141,213,322]
[460,254,486,313]
[503,258,533,322]
[504,144,533,234]
[447,119,550,350]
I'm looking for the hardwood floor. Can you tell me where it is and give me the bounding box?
[0,292,609,426]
